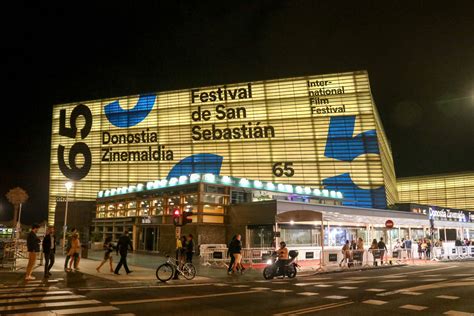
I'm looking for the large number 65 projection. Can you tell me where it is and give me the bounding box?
[57,104,93,180]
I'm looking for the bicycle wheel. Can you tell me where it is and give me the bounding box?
[156,263,174,282]
[181,263,196,280]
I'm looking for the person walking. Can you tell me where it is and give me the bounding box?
[96,236,114,273]
[339,240,350,267]
[67,233,81,271]
[185,234,194,263]
[370,239,378,266]
[227,235,236,275]
[42,226,56,278]
[25,223,41,281]
[232,234,244,274]
[114,230,133,275]
[378,237,387,265]
[355,237,364,266]
[404,237,412,259]
[63,227,77,271]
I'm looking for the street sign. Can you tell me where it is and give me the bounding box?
[385,219,394,229]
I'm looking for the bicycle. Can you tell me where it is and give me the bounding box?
[156,255,196,282]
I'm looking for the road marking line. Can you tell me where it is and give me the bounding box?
[0,299,101,311]
[272,289,293,293]
[335,280,365,284]
[111,290,261,305]
[366,288,385,292]
[382,279,407,283]
[297,292,319,296]
[390,265,457,277]
[376,291,398,297]
[8,305,119,315]
[213,283,228,286]
[232,285,250,288]
[420,278,446,282]
[339,286,358,290]
[114,314,136,316]
[443,311,474,316]
[0,295,84,304]
[400,291,423,296]
[0,290,73,298]
[437,295,459,300]
[78,282,215,291]
[314,284,332,287]
[325,295,348,299]
[0,286,59,293]
[273,301,354,316]
[251,287,271,291]
[397,281,474,292]
[400,304,428,311]
[453,274,472,277]
[363,300,387,305]
[295,283,320,286]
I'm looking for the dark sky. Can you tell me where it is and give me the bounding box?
[1,1,473,224]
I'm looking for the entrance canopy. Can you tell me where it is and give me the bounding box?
[275,200,430,227]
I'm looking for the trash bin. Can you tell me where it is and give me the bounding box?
[81,244,88,259]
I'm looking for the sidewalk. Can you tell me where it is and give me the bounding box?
[2,252,452,284]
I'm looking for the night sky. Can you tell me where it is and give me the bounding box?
[1,2,473,224]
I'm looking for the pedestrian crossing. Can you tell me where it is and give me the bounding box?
[0,281,119,315]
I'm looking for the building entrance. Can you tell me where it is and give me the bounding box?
[139,226,159,252]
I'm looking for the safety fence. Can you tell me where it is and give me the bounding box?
[0,240,33,271]
[199,245,274,268]
[431,246,474,261]
[199,244,474,270]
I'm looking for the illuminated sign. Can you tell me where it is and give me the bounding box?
[48,71,398,224]
[411,204,474,223]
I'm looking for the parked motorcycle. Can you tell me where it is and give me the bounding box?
[263,250,299,279]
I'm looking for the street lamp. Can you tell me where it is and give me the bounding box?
[63,181,73,254]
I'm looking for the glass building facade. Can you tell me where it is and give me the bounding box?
[398,172,474,211]
[49,70,398,224]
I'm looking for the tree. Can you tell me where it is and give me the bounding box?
[5,187,29,226]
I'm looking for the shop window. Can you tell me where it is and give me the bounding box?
[203,205,224,214]
[202,194,226,204]
[168,196,180,207]
[117,203,124,210]
[98,205,106,211]
[98,212,106,218]
[206,185,226,194]
[117,210,126,217]
[231,191,248,204]
[184,194,198,205]
[184,204,197,213]
[107,204,115,211]
[203,215,223,224]
[106,211,115,218]
[127,210,136,217]
[128,201,136,209]
[248,225,273,248]
[281,227,312,247]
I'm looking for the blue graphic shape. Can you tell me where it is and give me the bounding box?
[104,94,156,128]
[324,116,379,162]
[167,153,223,179]
[323,173,387,209]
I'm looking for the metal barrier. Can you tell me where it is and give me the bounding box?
[0,241,17,270]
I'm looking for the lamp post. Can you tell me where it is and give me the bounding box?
[63,181,73,254]
[16,203,23,240]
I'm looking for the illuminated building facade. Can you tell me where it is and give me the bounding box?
[398,172,474,211]
[49,70,398,225]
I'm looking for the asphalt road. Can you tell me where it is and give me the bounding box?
[1,262,473,315]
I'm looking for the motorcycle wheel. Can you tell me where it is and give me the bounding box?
[287,264,297,278]
[263,266,274,280]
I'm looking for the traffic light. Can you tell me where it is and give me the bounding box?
[173,208,181,226]
[182,211,193,226]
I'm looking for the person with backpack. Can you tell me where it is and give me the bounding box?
[339,240,351,267]
[378,237,387,265]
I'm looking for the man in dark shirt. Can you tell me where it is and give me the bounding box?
[185,234,194,263]
[114,230,133,275]
[26,223,40,280]
[378,237,388,265]
[42,226,56,278]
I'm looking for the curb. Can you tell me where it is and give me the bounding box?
[308,263,408,275]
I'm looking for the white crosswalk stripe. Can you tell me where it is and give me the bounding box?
[437,295,459,300]
[297,292,319,296]
[0,284,119,315]
[325,295,348,300]
[400,304,428,311]
[363,299,387,305]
